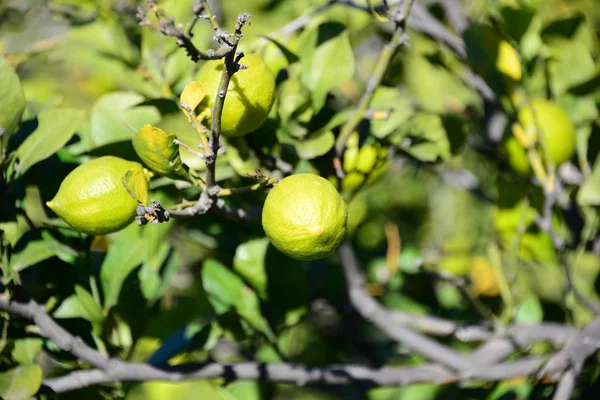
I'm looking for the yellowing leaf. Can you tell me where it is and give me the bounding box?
[133,124,188,179]
[121,168,149,205]
[180,81,206,119]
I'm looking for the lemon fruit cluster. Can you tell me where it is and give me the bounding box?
[262,174,348,261]
[47,156,148,235]
[196,53,276,137]
[504,99,576,174]
[340,133,389,191]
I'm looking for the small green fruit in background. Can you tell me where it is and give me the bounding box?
[516,99,576,167]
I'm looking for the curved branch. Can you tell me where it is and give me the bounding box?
[337,240,471,370]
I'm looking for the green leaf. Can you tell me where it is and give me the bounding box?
[300,24,355,111]
[12,339,44,365]
[202,259,274,341]
[548,39,596,96]
[259,36,300,64]
[0,365,42,400]
[515,295,543,323]
[394,113,450,162]
[578,158,600,206]
[74,285,105,326]
[277,78,312,127]
[233,238,270,298]
[101,231,146,311]
[23,186,48,227]
[0,215,30,248]
[541,13,584,39]
[370,87,413,139]
[53,295,85,319]
[404,49,478,113]
[90,92,161,148]
[277,129,335,160]
[15,108,85,176]
[138,242,171,303]
[501,6,535,44]
[225,137,261,177]
[10,238,77,272]
[0,56,25,153]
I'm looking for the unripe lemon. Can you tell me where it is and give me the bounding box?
[516,99,576,166]
[46,156,148,235]
[340,133,390,192]
[262,174,348,261]
[196,53,276,137]
[503,135,531,175]
[496,40,521,81]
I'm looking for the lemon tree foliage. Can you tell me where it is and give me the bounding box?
[0,0,599,399]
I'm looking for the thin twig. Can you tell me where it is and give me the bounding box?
[205,14,250,190]
[337,240,471,370]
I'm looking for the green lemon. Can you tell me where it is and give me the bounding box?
[517,99,576,166]
[496,40,521,81]
[341,136,390,192]
[47,156,148,235]
[262,173,348,261]
[196,53,276,137]
[503,135,531,175]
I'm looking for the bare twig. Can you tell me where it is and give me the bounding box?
[137,1,231,62]
[337,239,471,370]
[0,283,586,395]
[534,176,600,315]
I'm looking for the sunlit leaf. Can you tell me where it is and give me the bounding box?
[0,56,25,153]
[12,339,43,365]
[75,285,105,326]
[10,238,77,272]
[101,229,146,311]
[15,108,85,176]
[0,365,42,400]
[202,259,274,340]
[121,168,149,205]
[299,23,355,111]
[90,92,161,147]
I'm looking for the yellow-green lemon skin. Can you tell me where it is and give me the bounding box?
[262,174,348,261]
[196,53,276,137]
[518,99,576,166]
[47,156,147,236]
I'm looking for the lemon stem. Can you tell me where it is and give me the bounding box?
[218,178,275,196]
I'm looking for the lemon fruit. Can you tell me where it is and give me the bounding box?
[196,53,276,137]
[262,174,348,261]
[496,40,521,81]
[503,135,531,175]
[47,156,148,235]
[339,132,390,192]
[516,99,576,166]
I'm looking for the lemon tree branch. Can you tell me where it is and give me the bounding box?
[1,282,596,395]
[204,14,250,185]
[333,0,415,178]
[137,0,232,62]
